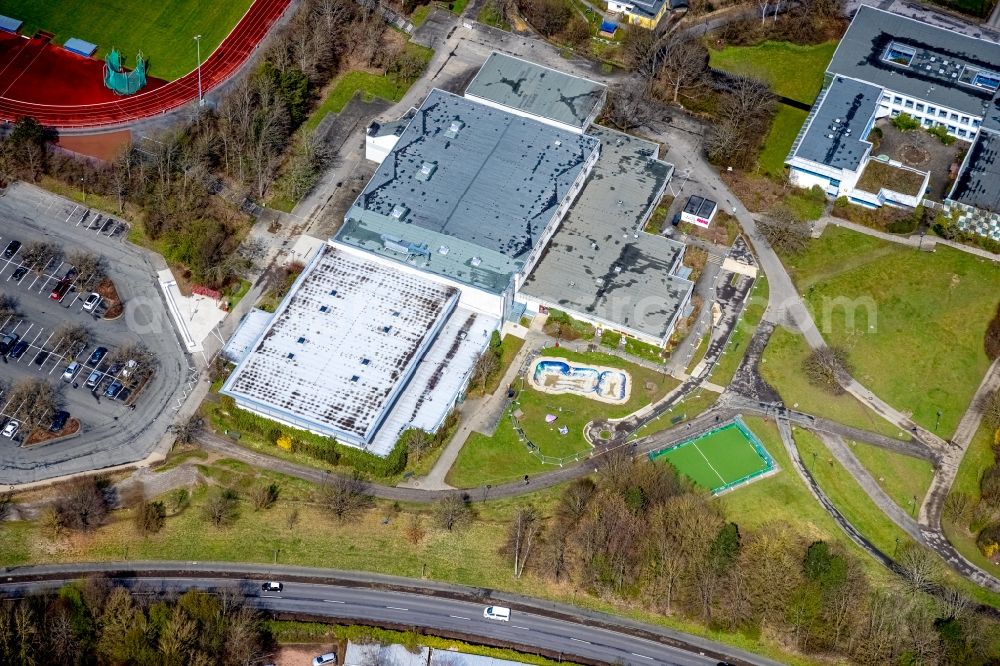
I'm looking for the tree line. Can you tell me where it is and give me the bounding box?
[499,454,997,665]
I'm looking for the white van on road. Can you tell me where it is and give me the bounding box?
[483,606,510,622]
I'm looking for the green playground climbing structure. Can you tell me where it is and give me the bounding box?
[104,48,147,95]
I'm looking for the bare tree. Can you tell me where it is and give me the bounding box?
[53,477,111,532]
[318,471,373,521]
[404,513,426,545]
[895,543,940,597]
[52,322,91,359]
[657,35,709,104]
[435,494,472,531]
[604,79,658,132]
[505,504,541,577]
[401,428,434,461]
[756,209,812,256]
[202,488,240,528]
[6,378,59,427]
[108,341,158,384]
[133,499,167,535]
[19,241,61,273]
[0,293,18,321]
[248,483,280,510]
[802,346,852,395]
[981,389,1000,431]
[470,349,500,392]
[66,251,107,292]
[0,490,14,523]
[170,414,205,445]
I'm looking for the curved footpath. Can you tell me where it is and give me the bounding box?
[0,562,784,666]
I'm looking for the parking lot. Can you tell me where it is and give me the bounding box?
[0,183,191,483]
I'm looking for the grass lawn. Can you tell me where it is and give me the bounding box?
[784,186,827,222]
[630,389,720,440]
[448,348,679,487]
[758,105,807,178]
[467,335,525,399]
[709,276,768,387]
[477,3,512,30]
[303,43,433,132]
[782,226,1000,436]
[848,440,934,511]
[708,41,837,104]
[760,326,909,440]
[1,0,254,81]
[624,336,667,364]
[411,4,432,26]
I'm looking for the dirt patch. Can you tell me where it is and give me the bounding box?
[97,277,124,319]
[273,644,338,666]
[900,143,930,168]
[24,418,81,446]
[721,171,790,213]
[56,130,133,162]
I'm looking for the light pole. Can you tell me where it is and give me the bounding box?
[194,35,204,106]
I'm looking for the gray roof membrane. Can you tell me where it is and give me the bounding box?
[465,52,606,130]
[684,195,717,218]
[794,76,880,171]
[951,129,1000,213]
[829,6,1000,118]
[339,89,600,294]
[521,126,693,342]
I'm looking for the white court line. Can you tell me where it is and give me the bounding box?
[691,441,729,487]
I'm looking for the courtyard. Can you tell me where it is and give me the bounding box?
[869,118,970,200]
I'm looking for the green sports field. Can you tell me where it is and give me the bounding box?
[2,0,255,81]
[650,421,774,493]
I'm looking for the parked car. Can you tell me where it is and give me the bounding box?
[121,359,138,378]
[3,240,20,259]
[88,347,108,365]
[8,341,28,359]
[2,420,19,439]
[261,581,283,592]
[10,266,27,282]
[50,278,71,301]
[49,411,69,432]
[82,292,101,312]
[104,380,123,398]
[0,333,18,355]
[312,654,337,666]
[62,361,80,382]
[33,350,48,366]
[85,371,102,389]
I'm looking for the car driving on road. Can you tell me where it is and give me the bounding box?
[261,581,283,592]
[483,606,510,621]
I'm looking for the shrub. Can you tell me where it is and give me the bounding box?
[927,124,955,145]
[134,500,167,535]
[980,463,1000,507]
[891,113,920,131]
[976,522,1000,559]
[985,305,1000,362]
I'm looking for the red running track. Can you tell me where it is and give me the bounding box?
[0,0,291,129]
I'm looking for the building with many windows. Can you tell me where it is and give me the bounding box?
[786,6,1000,239]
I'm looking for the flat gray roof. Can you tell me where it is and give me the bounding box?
[684,195,717,218]
[465,52,606,130]
[521,126,693,342]
[829,6,1000,118]
[951,129,1000,213]
[221,245,458,448]
[338,89,600,294]
[794,76,880,171]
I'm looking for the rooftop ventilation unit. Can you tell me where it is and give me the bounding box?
[470,256,482,267]
[416,161,437,181]
[445,120,464,138]
[438,245,450,256]
[390,204,409,221]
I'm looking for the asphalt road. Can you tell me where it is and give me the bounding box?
[0,562,783,666]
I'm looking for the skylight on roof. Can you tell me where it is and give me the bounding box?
[959,65,1000,92]
[390,204,409,220]
[883,42,916,67]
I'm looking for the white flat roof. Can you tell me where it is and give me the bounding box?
[222,245,458,446]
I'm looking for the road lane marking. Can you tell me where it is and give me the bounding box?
[512,625,530,631]
[631,654,654,661]
[569,638,590,644]
[386,606,408,611]
[260,594,281,598]
[323,600,344,604]
[449,615,470,620]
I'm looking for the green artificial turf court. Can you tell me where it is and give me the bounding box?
[1,0,255,81]
[650,419,775,493]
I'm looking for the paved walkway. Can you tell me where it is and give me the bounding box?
[821,216,1000,264]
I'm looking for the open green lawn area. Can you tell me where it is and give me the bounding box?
[849,439,934,511]
[631,389,720,439]
[708,41,837,104]
[304,43,433,132]
[759,105,807,178]
[447,348,679,487]
[760,326,910,440]
[1,0,254,81]
[709,276,768,386]
[650,421,772,492]
[781,226,1000,436]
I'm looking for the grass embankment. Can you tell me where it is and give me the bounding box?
[467,335,525,399]
[630,389,720,440]
[708,40,838,105]
[1,0,254,81]
[709,276,768,387]
[849,440,934,511]
[448,348,679,487]
[943,424,1000,579]
[759,105,808,178]
[760,326,909,440]
[780,226,1000,436]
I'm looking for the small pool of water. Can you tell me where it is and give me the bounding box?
[530,359,629,403]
